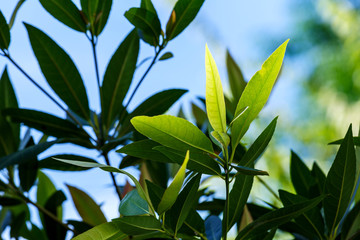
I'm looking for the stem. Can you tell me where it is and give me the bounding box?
[223,164,230,240]
[255,176,280,201]
[9,0,26,29]
[103,153,123,201]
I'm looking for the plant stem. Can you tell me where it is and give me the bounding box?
[223,163,230,240]
[103,152,123,201]
[9,0,26,29]
[255,176,280,201]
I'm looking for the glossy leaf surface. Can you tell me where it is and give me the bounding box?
[231,40,288,150]
[39,154,97,171]
[114,216,162,235]
[73,222,126,240]
[119,190,149,216]
[25,24,90,120]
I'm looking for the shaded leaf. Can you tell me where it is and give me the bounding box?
[232,165,269,176]
[226,50,246,103]
[119,189,149,216]
[80,0,113,35]
[205,45,226,133]
[146,180,165,210]
[205,215,222,240]
[72,222,126,240]
[290,151,315,198]
[166,0,205,40]
[18,138,38,192]
[0,11,10,49]
[68,220,93,236]
[231,40,288,150]
[341,201,360,240]
[0,197,23,206]
[67,185,107,226]
[131,115,214,154]
[324,125,357,234]
[113,215,162,235]
[159,52,174,61]
[39,154,97,171]
[102,30,139,130]
[39,0,86,32]
[25,24,90,120]
[141,0,157,14]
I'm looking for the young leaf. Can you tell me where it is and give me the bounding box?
[67,185,107,226]
[25,24,90,120]
[0,11,10,50]
[3,108,89,139]
[238,117,277,166]
[236,195,324,240]
[290,151,315,198]
[231,40,289,150]
[39,0,86,32]
[166,0,205,40]
[211,131,230,150]
[101,30,139,129]
[39,154,97,171]
[94,0,113,35]
[226,50,246,103]
[119,189,149,216]
[113,216,162,235]
[324,125,357,234]
[72,222,126,240]
[159,52,174,61]
[119,89,187,136]
[157,150,190,215]
[205,215,222,240]
[124,8,161,46]
[131,115,214,154]
[155,146,221,176]
[205,45,226,133]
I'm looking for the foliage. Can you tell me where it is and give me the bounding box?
[0,0,359,240]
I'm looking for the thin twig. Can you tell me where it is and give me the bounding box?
[103,152,123,200]
[9,0,26,29]
[256,176,280,201]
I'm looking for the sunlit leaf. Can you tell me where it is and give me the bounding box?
[102,30,139,130]
[231,40,288,150]
[25,24,90,120]
[210,131,230,150]
[39,154,97,171]
[72,222,126,240]
[113,216,162,235]
[67,185,107,226]
[157,150,190,215]
[119,189,149,216]
[131,115,214,154]
[0,11,10,49]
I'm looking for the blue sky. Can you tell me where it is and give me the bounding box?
[0,0,294,237]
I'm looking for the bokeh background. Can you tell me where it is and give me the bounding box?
[1,0,359,239]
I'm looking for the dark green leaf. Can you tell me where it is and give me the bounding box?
[113,215,162,235]
[226,50,246,103]
[231,40,288,150]
[18,138,38,192]
[68,220,93,236]
[39,154,97,171]
[0,196,23,206]
[146,180,165,210]
[191,103,207,127]
[0,141,56,170]
[166,0,205,40]
[197,198,225,216]
[324,125,357,234]
[279,190,324,239]
[0,11,10,49]
[119,189,149,216]
[124,8,161,46]
[205,215,222,240]
[310,162,326,197]
[232,165,269,176]
[39,0,86,32]
[141,0,156,14]
[72,222,126,240]
[159,52,174,61]
[131,115,215,154]
[341,201,360,240]
[238,117,277,166]
[236,195,324,240]
[144,160,170,189]
[120,89,187,136]
[4,108,89,139]
[94,0,112,35]
[67,185,107,226]
[228,168,254,231]
[329,137,360,146]
[25,24,90,120]
[290,151,315,197]
[155,146,221,176]
[102,30,139,130]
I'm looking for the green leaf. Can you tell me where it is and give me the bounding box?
[191,103,207,126]
[18,138,38,192]
[167,174,201,233]
[310,162,326,197]
[25,24,90,120]
[72,222,126,240]
[226,50,247,103]
[0,196,23,206]
[232,165,269,176]
[205,45,226,133]
[279,190,324,239]
[231,40,288,150]
[119,189,149,216]
[0,11,10,49]
[119,89,187,136]
[236,195,324,240]
[290,151,315,198]
[141,0,157,14]
[210,131,230,150]
[205,215,222,240]
[341,201,360,240]
[131,115,214,154]
[0,141,56,170]
[159,52,174,61]
[157,150,190,215]
[324,125,357,234]
[238,117,277,166]
[146,180,165,210]
[155,146,221,176]
[3,108,89,139]
[113,216,162,235]
[102,30,139,130]
[228,169,254,231]
[39,0,86,32]
[166,0,205,40]
[80,0,112,35]
[39,154,97,171]
[67,185,107,226]
[124,8,161,46]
